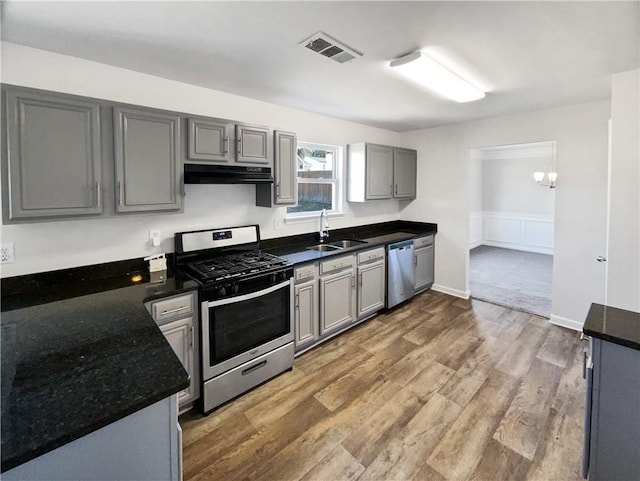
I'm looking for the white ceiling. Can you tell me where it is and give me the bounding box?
[1,1,638,132]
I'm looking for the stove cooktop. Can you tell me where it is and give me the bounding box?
[186,251,289,283]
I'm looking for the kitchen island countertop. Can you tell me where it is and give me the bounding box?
[583,303,640,351]
[0,261,196,472]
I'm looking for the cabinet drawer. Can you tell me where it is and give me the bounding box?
[320,255,354,275]
[295,263,318,283]
[414,235,434,249]
[357,247,385,265]
[151,293,194,323]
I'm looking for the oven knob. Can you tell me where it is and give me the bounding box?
[231,283,239,294]
[217,286,227,297]
[279,271,288,282]
[269,273,276,284]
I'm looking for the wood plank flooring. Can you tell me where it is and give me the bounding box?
[180,290,586,481]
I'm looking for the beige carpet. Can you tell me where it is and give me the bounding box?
[470,245,552,318]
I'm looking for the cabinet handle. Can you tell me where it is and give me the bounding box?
[96,181,101,207]
[190,326,194,348]
[162,306,190,316]
[414,255,417,266]
[276,183,280,195]
[359,273,363,287]
[117,181,123,206]
[223,136,229,155]
[390,184,393,196]
[237,137,241,155]
[352,275,355,290]
[295,293,299,309]
[394,184,398,196]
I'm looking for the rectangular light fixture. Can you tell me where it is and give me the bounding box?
[389,51,485,103]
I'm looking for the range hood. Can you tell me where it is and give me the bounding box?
[184,164,273,184]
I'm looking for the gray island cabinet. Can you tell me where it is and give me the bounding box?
[582,303,640,481]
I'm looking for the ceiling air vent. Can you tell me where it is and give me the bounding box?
[300,32,362,64]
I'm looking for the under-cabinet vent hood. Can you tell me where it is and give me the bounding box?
[300,31,363,63]
[184,164,273,184]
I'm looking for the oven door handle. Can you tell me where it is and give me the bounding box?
[206,279,291,307]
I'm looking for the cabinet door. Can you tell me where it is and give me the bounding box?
[114,106,182,212]
[294,279,318,350]
[393,148,417,199]
[235,124,270,165]
[365,143,393,200]
[274,130,297,205]
[4,88,102,219]
[160,317,196,407]
[187,118,231,162]
[358,261,386,319]
[320,269,356,335]
[414,245,434,292]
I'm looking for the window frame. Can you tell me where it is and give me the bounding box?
[285,141,343,221]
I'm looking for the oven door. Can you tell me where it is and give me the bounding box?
[201,278,294,380]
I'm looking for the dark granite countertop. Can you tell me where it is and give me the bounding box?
[0,258,196,472]
[583,303,640,351]
[262,220,437,265]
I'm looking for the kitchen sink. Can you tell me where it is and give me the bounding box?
[306,244,343,252]
[329,239,368,248]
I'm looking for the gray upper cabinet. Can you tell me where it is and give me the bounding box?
[3,88,102,219]
[348,142,415,202]
[235,123,271,165]
[187,118,231,163]
[365,143,393,200]
[274,130,297,205]
[393,148,417,200]
[113,106,182,213]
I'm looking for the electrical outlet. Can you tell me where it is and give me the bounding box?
[1,243,15,264]
[149,230,161,247]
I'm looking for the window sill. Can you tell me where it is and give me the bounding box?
[284,212,345,225]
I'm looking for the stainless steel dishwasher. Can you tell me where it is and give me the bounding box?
[387,239,415,308]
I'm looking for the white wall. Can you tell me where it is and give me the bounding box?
[482,156,554,215]
[401,100,611,328]
[606,69,639,312]
[0,43,407,277]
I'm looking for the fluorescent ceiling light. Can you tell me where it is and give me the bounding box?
[389,51,485,103]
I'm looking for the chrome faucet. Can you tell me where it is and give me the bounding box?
[319,209,330,242]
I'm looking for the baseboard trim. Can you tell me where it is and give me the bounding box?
[550,314,583,332]
[481,241,554,256]
[432,284,471,300]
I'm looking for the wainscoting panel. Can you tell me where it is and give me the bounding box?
[469,212,554,255]
[469,212,483,249]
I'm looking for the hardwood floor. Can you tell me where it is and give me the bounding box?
[180,291,586,481]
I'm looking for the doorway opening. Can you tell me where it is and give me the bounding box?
[468,141,555,318]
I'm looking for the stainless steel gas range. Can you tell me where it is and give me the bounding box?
[174,225,294,414]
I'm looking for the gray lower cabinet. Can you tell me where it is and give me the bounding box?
[160,317,196,408]
[114,106,182,212]
[319,255,357,335]
[347,142,417,202]
[274,130,297,205]
[3,87,103,219]
[584,337,640,480]
[187,117,232,162]
[146,291,199,412]
[293,263,319,352]
[393,148,417,199]
[414,235,434,293]
[236,123,271,165]
[357,247,386,320]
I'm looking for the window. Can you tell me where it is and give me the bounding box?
[286,142,342,217]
